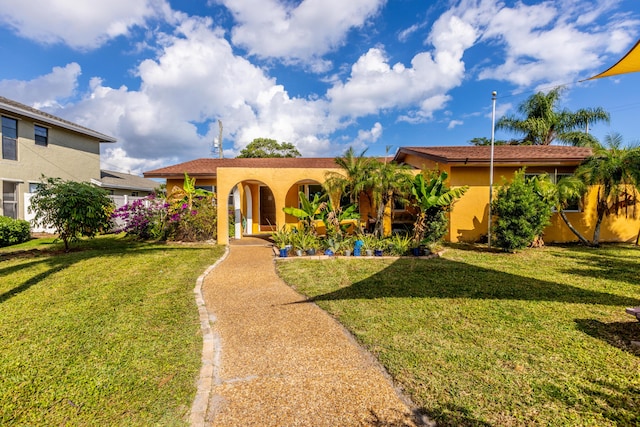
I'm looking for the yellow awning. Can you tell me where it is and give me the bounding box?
[586,39,640,80]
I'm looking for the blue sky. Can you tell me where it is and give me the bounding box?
[1,0,639,174]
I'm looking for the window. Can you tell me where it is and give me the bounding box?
[29,183,41,193]
[195,185,214,192]
[2,181,18,219]
[34,125,48,146]
[131,191,139,197]
[298,184,324,203]
[2,116,18,160]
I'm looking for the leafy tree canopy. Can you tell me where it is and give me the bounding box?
[468,137,515,146]
[28,177,114,251]
[237,138,301,158]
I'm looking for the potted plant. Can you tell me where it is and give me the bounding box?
[271,226,292,257]
[360,234,377,256]
[342,236,353,256]
[323,238,342,256]
[304,234,320,256]
[388,233,412,256]
[290,230,304,256]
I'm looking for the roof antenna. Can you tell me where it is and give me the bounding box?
[218,120,223,159]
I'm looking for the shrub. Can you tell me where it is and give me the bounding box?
[387,233,412,256]
[420,208,449,245]
[0,216,31,247]
[28,177,113,251]
[111,195,169,240]
[168,194,217,242]
[492,170,553,251]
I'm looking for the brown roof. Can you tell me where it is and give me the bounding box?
[144,157,342,178]
[395,146,593,166]
[0,96,116,143]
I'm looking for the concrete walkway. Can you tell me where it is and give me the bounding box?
[196,237,421,426]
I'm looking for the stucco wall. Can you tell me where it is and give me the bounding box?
[446,165,640,244]
[0,116,101,219]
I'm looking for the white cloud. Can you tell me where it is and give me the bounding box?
[356,122,383,143]
[17,15,340,169]
[0,63,81,107]
[473,0,639,86]
[448,120,463,129]
[221,0,384,70]
[0,0,170,49]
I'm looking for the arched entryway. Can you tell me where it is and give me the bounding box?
[226,180,277,238]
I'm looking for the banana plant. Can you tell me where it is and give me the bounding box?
[410,171,468,246]
[283,191,327,234]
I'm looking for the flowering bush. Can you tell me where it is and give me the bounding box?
[111,194,169,240]
[167,194,217,241]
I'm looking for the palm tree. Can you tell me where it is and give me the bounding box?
[497,87,609,146]
[575,133,639,245]
[537,175,591,245]
[323,147,373,208]
[368,158,412,237]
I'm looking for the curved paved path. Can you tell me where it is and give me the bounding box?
[198,237,421,426]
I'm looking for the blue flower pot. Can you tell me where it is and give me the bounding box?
[374,249,383,256]
[279,248,288,257]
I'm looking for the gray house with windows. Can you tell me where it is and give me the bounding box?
[0,96,117,221]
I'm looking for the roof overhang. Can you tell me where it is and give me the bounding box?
[395,146,592,167]
[0,97,116,143]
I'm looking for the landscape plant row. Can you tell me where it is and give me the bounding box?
[111,173,217,242]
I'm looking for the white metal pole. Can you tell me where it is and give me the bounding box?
[488,91,497,248]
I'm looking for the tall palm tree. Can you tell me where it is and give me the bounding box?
[368,158,412,237]
[497,87,610,146]
[324,147,373,207]
[575,133,639,245]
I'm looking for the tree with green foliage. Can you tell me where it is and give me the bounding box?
[410,171,468,247]
[492,170,553,251]
[496,87,609,146]
[237,138,301,158]
[574,132,640,245]
[536,174,592,246]
[369,158,413,237]
[28,177,114,251]
[323,147,373,207]
[468,137,514,146]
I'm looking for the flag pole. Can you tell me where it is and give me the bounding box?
[488,91,497,248]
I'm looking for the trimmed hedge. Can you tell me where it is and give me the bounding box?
[0,216,31,247]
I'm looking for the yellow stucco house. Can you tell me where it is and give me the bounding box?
[144,145,640,246]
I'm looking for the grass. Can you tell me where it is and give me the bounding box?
[276,244,640,426]
[0,235,225,426]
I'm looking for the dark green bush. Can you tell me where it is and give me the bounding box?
[0,216,31,247]
[492,170,553,251]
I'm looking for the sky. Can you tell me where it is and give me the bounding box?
[1,0,639,175]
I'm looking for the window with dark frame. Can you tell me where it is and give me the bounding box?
[2,116,18,160]
[34,125,48,146]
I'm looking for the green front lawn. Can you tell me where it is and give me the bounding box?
[0,235,225,426]
[276,244,640,426]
